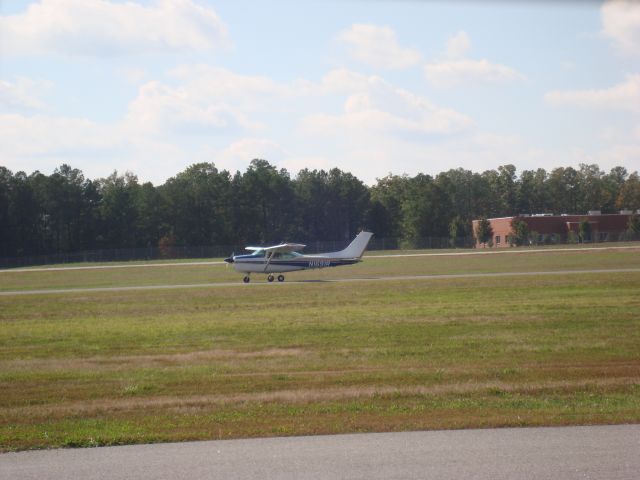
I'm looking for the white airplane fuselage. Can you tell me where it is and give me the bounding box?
[224,231,373,280]
[230,253,359,274]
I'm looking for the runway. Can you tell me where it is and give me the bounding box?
[1,268,639,296]
[1,245,637,273]
[2,425,638,480]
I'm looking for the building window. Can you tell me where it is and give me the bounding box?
[495,235,501,245]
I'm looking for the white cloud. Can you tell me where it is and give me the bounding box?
[0,114,118,156]
[124,80,262,137]
[296,123,539,184]
[0,111,193,183]
[424,31,524,88]
[0,0,229,56]
[314,69,373,95]
[563,143,640,174]
[545,74,640,113]
[0,112,134,180]
[0,77,52,111]
[169,65,289,109]
[0,65,299,183]
[121,65,303,138]
[119,68,148,85]
[124,64,296,138]
[445,31,471,59]
[218,138,289,172]
[425,59,524,88]
[1,63,551,186]
[598,143,640,165]
[338,24,422,69]
[602,0,640,56]
[302,72,473,138]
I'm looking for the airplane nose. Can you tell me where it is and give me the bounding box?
[224,256,234,264]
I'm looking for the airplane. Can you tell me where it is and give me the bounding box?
[224,231,374,283]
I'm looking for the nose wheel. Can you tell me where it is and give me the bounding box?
[243,276,250,283]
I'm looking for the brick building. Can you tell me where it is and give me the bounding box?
[472,211,636,247]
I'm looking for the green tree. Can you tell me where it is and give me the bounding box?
[449,215,472,248]
[435,168,475,220]
[41,165,90,252]
[517,168,548,214]
[325,168,370,240]
[0,167,11,256]
[604,166,628,212]
[579,219,592,243]
[509,218,530,246]
[616,172,640,211]
[364,199,392,240]
[98,171,140,248]
[162,163,232,246]
[369,174,411,238]
[475,218,493,246]
[625,214,640,240]
[401,174,451,247]
[497,164,518,215]
[577,164,610,213]
[547,167,579,214]
[4,170,44,256]
[294,168,369,242]
[135,182,166,247]
[230,159,296,244]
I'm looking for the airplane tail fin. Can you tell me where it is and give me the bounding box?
[333,231,374,259]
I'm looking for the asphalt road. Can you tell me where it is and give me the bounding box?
[1,267,639,296]
[1,245,637,273]
[1,425,639,480]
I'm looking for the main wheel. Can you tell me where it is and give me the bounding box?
[277,275,285,282]
[243,276,250,283]
[267,274,275,282]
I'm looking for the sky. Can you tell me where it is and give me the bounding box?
[1,0,639,185]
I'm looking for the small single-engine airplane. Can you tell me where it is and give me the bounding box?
[224,231,373,283]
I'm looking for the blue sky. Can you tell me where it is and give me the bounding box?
[1,0,639,185]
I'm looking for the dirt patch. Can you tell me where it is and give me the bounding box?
[0,348,308,372]
[4,376,637,421]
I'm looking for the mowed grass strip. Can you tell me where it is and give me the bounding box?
[1,255,639,451]
[1,246,640,292]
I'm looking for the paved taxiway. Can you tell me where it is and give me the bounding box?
[2,425,638,480]
[1,267,639,296]
[0,245,637,273]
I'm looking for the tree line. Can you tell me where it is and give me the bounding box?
[1,160,639,258]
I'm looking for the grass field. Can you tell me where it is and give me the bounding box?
[1,245,639,451]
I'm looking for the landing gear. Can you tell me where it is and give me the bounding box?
[277,275,285,282]
[243,276,250,283]
[267,274,275,282]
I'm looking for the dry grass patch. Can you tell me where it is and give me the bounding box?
[1,254,639,451]
[0,347,307,372]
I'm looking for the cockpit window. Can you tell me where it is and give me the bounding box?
[272,252,300,259]
[250,250,301,259]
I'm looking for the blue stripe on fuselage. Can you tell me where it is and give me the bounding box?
[233,259,359,268]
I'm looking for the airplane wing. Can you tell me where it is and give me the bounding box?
[263,243,306,253]
[245,243,306,253]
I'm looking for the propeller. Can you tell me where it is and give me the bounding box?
[224,252,235,267]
